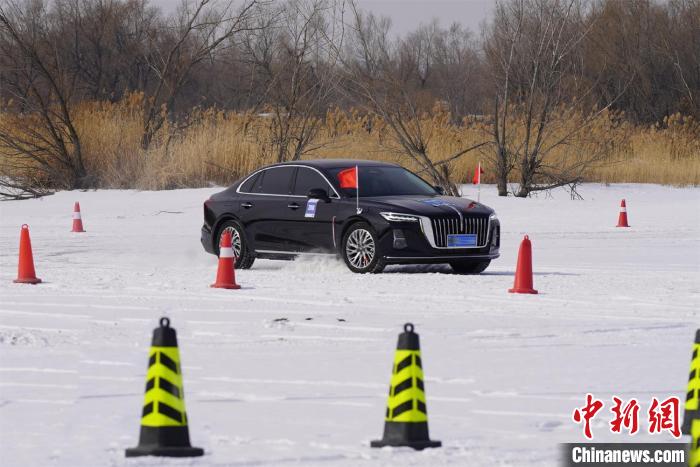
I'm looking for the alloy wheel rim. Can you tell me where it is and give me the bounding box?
[346,228,375,269]
[221,226,242,260]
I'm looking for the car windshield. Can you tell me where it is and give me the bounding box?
[329,166,438,197]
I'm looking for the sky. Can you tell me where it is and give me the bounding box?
[150,0,496,36]
[354,0,495,35]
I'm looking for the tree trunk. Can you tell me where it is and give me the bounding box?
[496,147,509,196]
[141,104,158,150]
[514,186,529,197]
[515,154,534,197]
[140,130,153,151]
[497,178,508,196]
[71,167,90,189]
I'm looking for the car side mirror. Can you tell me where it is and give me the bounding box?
[434,185,445,195]
[307,188,331,203]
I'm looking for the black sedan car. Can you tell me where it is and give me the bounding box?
[201,159,500,273]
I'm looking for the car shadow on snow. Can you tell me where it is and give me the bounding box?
[254,260,579,276]
[482,270,580,276]
[383,264,579,276]
[383,264,454,274]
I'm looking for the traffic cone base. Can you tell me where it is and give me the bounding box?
[370,423,441,449]
[14,224,41,285]
[13,277,42,284]
[509,235,537,294]
[372,323,440,450]
[126,318,203,458]
[126,438,203,458]
[508,286,538,294]
[71,202,85,232]
[616,199,630,228]
[682,329,700,434]
[210,283,241,289]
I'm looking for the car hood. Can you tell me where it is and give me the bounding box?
[361,195,494,217]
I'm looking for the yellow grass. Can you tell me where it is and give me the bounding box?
[586,113,700,186]
[4,95,700,191]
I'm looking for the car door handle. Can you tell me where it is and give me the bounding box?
[287,203,300,210]
[241,202,253,209]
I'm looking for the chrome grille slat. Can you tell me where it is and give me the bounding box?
[430,215,489,248]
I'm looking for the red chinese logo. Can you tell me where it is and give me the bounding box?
[572,395,681,439]
[572,393,604,439]
[610,396,640,435]
[648,396,681,438]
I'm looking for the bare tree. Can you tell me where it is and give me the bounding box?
[343,2,488,196]
[51,0,158,102]
[658,0,699,117]
[139,0,258,150]
[0,0,696,197]
[431,23,487,120]
[584,0,699,123]
[0,0,89,198]
[484,0,621,197]
[239,0,344,163]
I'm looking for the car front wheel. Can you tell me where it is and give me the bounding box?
[342,222,385,274]
[217,220,255,269]
[450,260,490,274]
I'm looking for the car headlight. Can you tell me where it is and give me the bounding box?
[380,212,420,222]
[489,213,498,222]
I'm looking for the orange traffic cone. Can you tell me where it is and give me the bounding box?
[211,229,240,289]
[616,199,630,228]
[71,202,85,232]
[508,235,537,294]
[14,224,41,284]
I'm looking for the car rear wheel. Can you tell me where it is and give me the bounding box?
[342,222,385,274]
[450,260,490,274]
[217,220,255,269]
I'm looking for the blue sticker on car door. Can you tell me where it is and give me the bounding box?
[305,199,319,218]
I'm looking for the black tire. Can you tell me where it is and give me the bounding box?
[216,220,255,269]
[450,260,490,275]
[341,222,385,274]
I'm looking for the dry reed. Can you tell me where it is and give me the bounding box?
[5,95,700,191]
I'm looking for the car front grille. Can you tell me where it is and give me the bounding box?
[430,216,489,248]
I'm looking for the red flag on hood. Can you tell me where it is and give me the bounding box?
[472,162,484,185]
[338,166,358,189]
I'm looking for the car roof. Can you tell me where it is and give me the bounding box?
[270,159,400,170]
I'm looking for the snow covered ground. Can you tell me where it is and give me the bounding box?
[0,183,698,466]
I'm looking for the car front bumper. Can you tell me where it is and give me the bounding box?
[375,218,500,264]
[383,253,498,264]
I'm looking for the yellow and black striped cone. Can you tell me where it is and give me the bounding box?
[690,419,700,467]
[371,323,441,450]
[683,329,700,435]
[125,317,203,457]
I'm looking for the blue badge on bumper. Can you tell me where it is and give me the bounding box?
[447,234,477,247]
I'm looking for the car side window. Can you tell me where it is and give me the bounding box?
[293,167,332,196]
[239,172,260,193]
[256,166,295,195]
